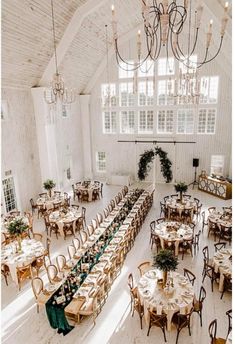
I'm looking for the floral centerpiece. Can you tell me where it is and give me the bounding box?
[43,179,56,197]
[174,182,188,203]
[7,218,29,252]
[153,249,178,287]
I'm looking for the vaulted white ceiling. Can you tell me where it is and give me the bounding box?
[2,0,232,92]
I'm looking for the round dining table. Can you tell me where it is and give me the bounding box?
[212,248,232,292]
[49,207,82,238]
[165,198,197,221]
[137,269,194,331]
[208,211,232,228]
[75,182,100,202]
[154,221,193,256]
[36,194,65,210]
[1,238,46,284]
[1,215,29,238]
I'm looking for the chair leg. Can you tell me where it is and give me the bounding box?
[162,327,167,342]
[140,315,143,330]
[37,304,39,313]
[175,330,180,344]
[147,322,151,336]
[200,311,202,327]
[188,323,191,336]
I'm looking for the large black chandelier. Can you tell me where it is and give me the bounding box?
[111,0,229,72]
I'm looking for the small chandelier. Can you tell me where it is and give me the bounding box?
[44,0,76,105]
[111,0,229,72]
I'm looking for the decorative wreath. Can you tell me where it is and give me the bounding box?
[138,147,173,183]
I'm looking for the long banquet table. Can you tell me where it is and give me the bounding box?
[42,188,149,335]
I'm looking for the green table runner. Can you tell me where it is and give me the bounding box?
[46,188,144,335]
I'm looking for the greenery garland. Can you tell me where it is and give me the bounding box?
[138,146,173,183]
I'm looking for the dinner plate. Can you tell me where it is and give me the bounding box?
[145,270,158,279]
[46,284,56,292]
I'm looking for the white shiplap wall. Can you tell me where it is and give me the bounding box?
[1,89,42,212]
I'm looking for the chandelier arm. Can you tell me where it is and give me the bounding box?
[196,37,224,67]
[50,0,59,75]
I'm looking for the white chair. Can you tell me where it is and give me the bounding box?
[47,264,62,284]
[80,231,88,245]
[56,255,69,272]
[68,245,76,260]
[72,237,81,251]
[96,213,103,225]
[91,219,98,230]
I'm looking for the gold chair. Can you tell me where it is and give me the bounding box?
[46,264,62,284]
[127,273,137,313]
[193,285,206,327]
[80,231,88,245]
[72,237,81,251]
[78,289,99,325]
[63,220,75,239]
[49,222,60,239]
[31,254,45,276]
[137,261,151,277]
[56,255,70,272]
[31,277,44,313]
[1,263,10,286]
[16,262,33,291]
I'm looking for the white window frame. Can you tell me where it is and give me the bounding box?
[138,80,154,106]
[102,111,117,134]
[119,82,134,107]
[2,176,17,213]
[96,152,106,173]
[198,108,216,135]
[177,109,194,134]
[157,109,174,134]
[138,110,154,134]
[101,83,117,107]
[120,110,135,134]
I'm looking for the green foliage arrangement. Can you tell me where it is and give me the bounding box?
[43,179,56,191]
[153,249,178,272]
[138,147,173,183]
[174,182,188,201]
[7,218,28,237]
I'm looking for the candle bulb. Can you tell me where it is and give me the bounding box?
[111,4,115,18]
[209,19,213,33]
[137,30,141,57]
[224,1,229,13]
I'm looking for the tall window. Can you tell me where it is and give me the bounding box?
[177,109,194,134]
[138,80,154,106]
[200,76,219,104]
[2,176,17,212]
[210,155,224,176]
[138,110,153,134]
[138,60,154,77]
[96,152,106,172]
[198,108,216,134]
[120,111,135,134]
[119,61,134,79]
[103,111,117,134]
[157,110,174,133]
[158,57,175,75]
[101,83,116,107]
[119,82,134,106]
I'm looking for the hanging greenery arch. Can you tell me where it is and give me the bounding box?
[138,146,173,183]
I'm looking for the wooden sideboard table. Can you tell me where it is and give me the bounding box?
[198,175,232,200]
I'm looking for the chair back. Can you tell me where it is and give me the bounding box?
[148,309,167,327]
[150,221,156,232]
[127,273,135,290]
[47,264,58,283]
[110,199,115,209]
[199,285,206,304]
[30,198,35,207]
[68,245,76,260]
[39,192,47,198]
[96,213,103,225]
[80,231,88,244]
[56,255,66,272]
[72,237,81,251]
[82,207,86,219]
[103,208,109,218]
[71,204,79,210]
[87,224,94,236]
[208,207,216,214]
[214,242,227,252]
[118,192,122,200]
[91,219,98,230]
[137,261,151,276]
[202,246,209,261]
[31,277,43,300]
[183,268,196,286]
[156,218,165,224]
[209,319,217,341]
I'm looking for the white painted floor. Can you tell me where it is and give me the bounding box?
[1,183,232,344]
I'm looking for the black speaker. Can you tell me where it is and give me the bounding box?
[193,158,199,167]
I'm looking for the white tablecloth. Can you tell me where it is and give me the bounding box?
[36,195,65,210]
[155,222,193,256]
[138,269,194,331]
[49,208,82,237]
[1,239,46,284]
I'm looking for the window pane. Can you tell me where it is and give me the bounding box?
[96,152,106,172]
[119,61,134,78]
[2,177,17,212]
[210,155,224,176]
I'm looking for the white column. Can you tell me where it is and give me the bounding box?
[31,87,60,187]
[79,95,93,179]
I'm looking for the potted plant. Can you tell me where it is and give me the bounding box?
[7,218,28,252]
[174,182,188,203]
[43,179,56,197]
[153,249,178,287]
